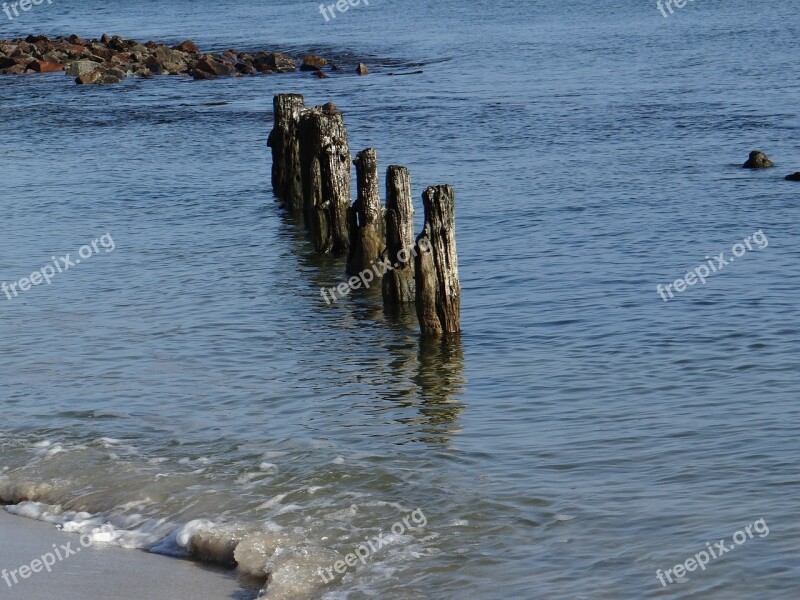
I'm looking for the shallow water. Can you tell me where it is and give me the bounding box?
[1,0,800,598]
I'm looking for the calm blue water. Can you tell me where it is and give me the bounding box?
[1,1,799,598]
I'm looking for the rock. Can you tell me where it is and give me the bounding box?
[88,44,113,60]
[191,68,217,80]
[356,62,370,75]
[107,36,127,51]
[154,46,187,65]
[253,61,274,73]
[235,62,257,76]
[0,56,26,69]
[65,59,100,76]
[68,34,86,45]
[313,70,329,78]
[100,34,112,44]
[330,63,342,72]
[41,51,67,63]
[76,66,124,84]
[193,55,236,78]
[743,150,774,169]
[27,60,63,73]
[172,40,199,54]
[785,172,800,181]
[264,52,296,72]
[301,54,328,71]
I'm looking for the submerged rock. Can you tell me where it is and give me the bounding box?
[743,150,774,169]
[301,54,328,71]
[264,52,296,72]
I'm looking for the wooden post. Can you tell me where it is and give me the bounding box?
[382,165,415,304]
[347,148,385,275]
[267,93,305,214]
[298,104,351,254]
[415,185,460,335]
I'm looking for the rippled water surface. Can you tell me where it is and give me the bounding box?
[1,1,800,598]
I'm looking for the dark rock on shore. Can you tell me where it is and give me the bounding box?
[743,150,774,169]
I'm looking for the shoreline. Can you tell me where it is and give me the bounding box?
[0,509,258,600]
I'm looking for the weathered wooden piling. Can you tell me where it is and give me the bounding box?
[267,93,305,214]
[415,185,460,335]
[267,94,462,335]
[347,148,386,275]
[298,103,352,254]
[382,165,415,304]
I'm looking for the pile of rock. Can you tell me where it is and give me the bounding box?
[0,34,369,85]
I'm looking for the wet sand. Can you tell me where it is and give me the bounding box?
[0,510,257,600]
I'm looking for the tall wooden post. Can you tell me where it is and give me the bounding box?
[267,93,305,214]
[382,165,415,304]
[415,185,460,335]
[347,148,385,275]
[298,104,351,254]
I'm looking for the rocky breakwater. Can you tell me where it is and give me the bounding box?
[0,34,369,85]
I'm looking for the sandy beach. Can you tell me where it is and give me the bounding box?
[0,510,256,600]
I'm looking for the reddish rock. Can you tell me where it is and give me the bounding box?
[27,60,64,73]
[172,40,199,54]
[193,55,236,77]
[88,45,113,60]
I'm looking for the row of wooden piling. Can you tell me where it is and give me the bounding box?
[267,93,460,336]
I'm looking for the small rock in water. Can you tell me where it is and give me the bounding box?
[742,150,774,169]
[785,172,800,181]
[356,62,370,75]
[312,70,329,79]
[301,54,328,71]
